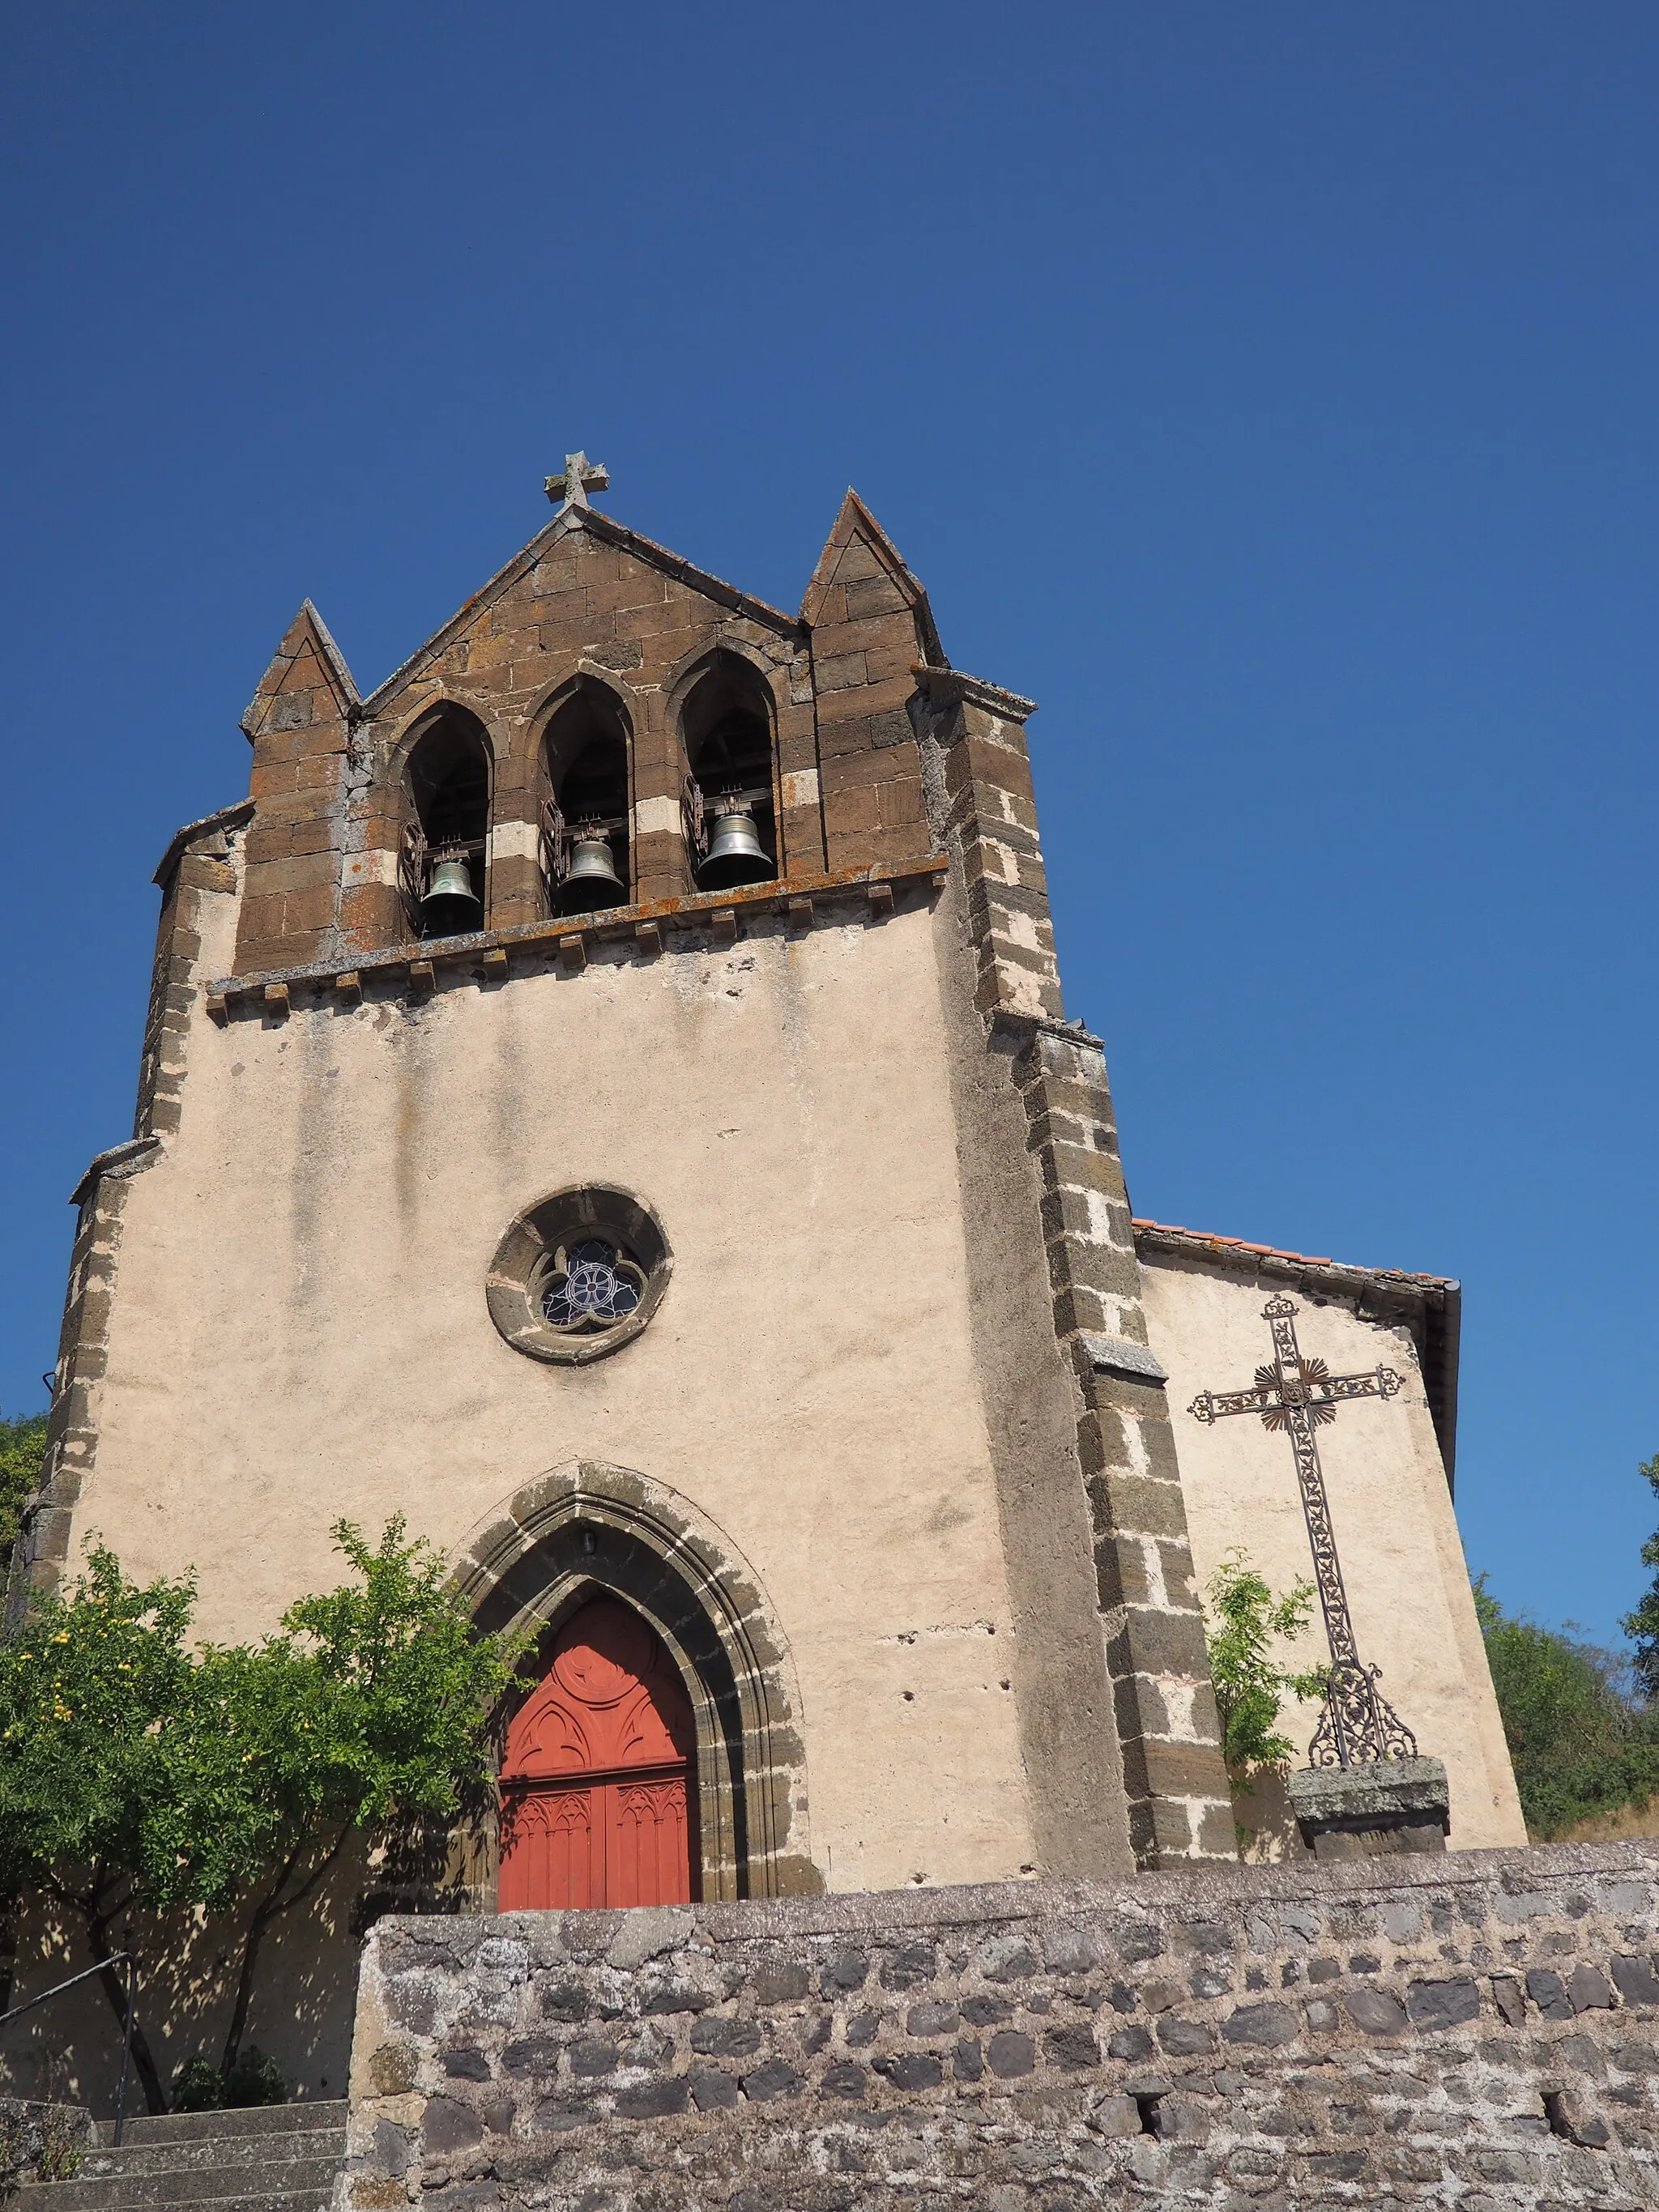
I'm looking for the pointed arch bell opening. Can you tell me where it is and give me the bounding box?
[453,1460,818,1905]
[678,650,780,894]
[399,705,493,940]
[540,677,633,918]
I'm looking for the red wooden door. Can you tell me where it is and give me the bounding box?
[498,1598,699,1909]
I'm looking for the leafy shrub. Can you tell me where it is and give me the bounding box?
[35,2113,83,2182]
[170,2057,228,2112]
[0,1407,49,1577]
[224,2047,288,2107]
[1623,1451,1659,1701]
[1200,1549,1327,1774]
[171,2047,286,2111]
[1474,1574,1659,1838]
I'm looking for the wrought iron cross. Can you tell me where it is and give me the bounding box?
[1188,1295,1418,1768]
[545,451,610,509]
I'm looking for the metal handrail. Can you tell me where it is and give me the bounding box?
[0,1952,136,2146]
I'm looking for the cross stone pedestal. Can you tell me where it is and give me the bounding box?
[1289,1758,1451,1861]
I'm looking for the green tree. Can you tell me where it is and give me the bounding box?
[1475,1574,1659,1839]
[0,1407,50,1579]
[0,1518,524,2110]
[197,1515,527,2076]
[1200,1549,1327,1774]
[0,1546,202,2112]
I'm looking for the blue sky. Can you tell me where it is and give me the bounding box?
[2,5,1656,1645]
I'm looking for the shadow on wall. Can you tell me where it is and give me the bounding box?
[0,1835,417,2118]
[1231,1770,1311,1866]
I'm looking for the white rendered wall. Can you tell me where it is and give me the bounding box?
[1141,1258,1526,1853]
[71,901,1037,1899]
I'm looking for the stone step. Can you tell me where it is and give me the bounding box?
[75,2129,344,2180]
[91,2101,347,2149]
[19,2153,342,2210]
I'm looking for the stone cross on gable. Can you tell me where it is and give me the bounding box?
[545,452,610,510]
[1188,1294,1419,1771]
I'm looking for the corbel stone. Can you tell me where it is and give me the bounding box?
[1081,1333,1169,1386]
[68,1136,163,1209]
[911,664,1039,723]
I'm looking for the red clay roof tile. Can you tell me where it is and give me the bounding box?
[1132,1218,1449,1287]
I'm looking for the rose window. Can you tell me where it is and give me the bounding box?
[488,1187,671,1366]
[539,1239,646,1333]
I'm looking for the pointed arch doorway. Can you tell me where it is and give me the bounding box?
[498,1596,700,1908]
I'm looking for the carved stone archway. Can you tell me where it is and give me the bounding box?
[450,1460,817,1902]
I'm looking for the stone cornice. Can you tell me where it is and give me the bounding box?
[151,799,254,888]
[205,855,949,1014]
[912,664,1038,722]
[988,1008,1103,1052]
[68,1136,163,1209]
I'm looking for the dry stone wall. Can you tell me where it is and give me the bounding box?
[0,2099,92,2197]
[342,1838,1659,2210]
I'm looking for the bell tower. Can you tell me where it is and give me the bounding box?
[13,458,1239,1908]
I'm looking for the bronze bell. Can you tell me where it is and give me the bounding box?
[420,857,483,936]
[559,833,625,912]
[697,803,773,891]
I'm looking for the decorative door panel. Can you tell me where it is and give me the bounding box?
[498,1598,697,1909]
[498,1784,597,1911]
[607,1777,693,1908]
[503,1598,695,1779]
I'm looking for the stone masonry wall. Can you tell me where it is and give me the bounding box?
[341,1839,1659,2210]
[2,803,245,1626]
[2,1139,160,1628]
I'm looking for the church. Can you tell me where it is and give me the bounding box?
[3,459,1524,2102]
